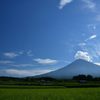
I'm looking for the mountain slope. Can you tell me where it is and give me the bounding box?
[35,59,100,79]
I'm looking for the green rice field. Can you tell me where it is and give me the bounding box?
[0,88,100,100]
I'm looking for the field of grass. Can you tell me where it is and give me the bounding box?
[0,88,100,100]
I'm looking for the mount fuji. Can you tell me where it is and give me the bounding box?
[35,59,100,79]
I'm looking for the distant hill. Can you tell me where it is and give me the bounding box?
[34,59,100,79]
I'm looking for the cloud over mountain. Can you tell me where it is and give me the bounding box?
[74,51,92,62]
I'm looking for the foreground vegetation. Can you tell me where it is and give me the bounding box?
[1,76,100,100]
[1,76,100,88]
[0,88,100,100]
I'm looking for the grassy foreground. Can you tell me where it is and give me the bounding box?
[0,88,100,100]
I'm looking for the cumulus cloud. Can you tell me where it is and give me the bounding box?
[4,52,19,58]
[34,58,58,65]
[75,51,92,62]
[59,0,73,9]
[0,69,52,77]
[82,0,96,11]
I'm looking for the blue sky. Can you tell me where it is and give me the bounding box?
[0,0,100,77]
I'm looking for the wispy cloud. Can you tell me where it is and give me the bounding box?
[27,50,33,57]
[3,50,34,59]
[82,0,96,11]
[88,24,96,31]
[95,14,100,21]
[58,0,96,10]
[19,51,24,55]
[0,69,52,77]
[82,0,100,22]
[78,43,86,46]
[59,0,73,9]
[78,35,97,49]
[0,61,14,64]
[4,52,19,58]
[74,51,92,62]
[0,60,36,67]
[11,64,34,67]
[89,35,97,39]
[85,35,97,41]
[34,58,58,65]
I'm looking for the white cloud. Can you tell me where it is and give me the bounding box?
[0,61,14,64]
[94,62,100,66]
[34,58,58,65]
[89,35,97,39]
[85,35,97,41]
[82,0,96,11]
[58,0,96,10]
[59,0,73,9]
[0,69,52,77]
[74,51,92,62]
[4,52,18,58]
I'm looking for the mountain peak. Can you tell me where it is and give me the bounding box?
[70,59,94,68]
[34,58,100,79]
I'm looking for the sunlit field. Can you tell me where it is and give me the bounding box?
[0,88,100,100]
